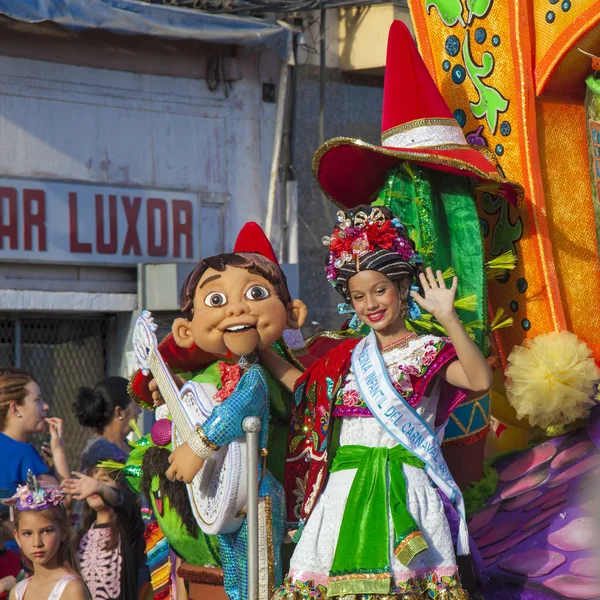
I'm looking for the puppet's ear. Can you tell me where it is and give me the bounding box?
[286,299,307,330]
[171,318,196,349]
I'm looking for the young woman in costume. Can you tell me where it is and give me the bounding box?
[263,205,491,599]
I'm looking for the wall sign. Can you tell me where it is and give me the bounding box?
[0,178,203,265]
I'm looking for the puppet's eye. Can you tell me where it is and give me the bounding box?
[204,292,227,307]
[245,285,270,301]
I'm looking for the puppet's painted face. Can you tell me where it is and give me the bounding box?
[187,265,288,357]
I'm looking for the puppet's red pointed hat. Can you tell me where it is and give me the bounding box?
[313,20,523,207]
[234,222,280,265]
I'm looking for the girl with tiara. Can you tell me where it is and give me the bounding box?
[3,472,89,600]
[261,205,492,599]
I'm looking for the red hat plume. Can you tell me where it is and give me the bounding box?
[233,222,279,265]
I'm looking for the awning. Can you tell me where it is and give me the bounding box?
[0,0,292,62]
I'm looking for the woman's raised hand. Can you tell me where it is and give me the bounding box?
[411,267,458,323]
[45,417,64,451]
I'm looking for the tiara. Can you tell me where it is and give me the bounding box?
[1,471,66,512]
[322,208,420,284]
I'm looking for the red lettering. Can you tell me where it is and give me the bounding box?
[0,187,18,250]
[95,194,118,254]
[172,200,193,258]
[23,189,47,252]
[69,192,92,253]
[121,196,142,256]
[147,198,168,257]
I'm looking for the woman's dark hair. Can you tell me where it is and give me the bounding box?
[73,377,130,434]
[180,252,292,320]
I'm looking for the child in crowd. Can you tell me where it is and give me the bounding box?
[62,469,145,600]
[4,473,88,599]
[0,492,21,600]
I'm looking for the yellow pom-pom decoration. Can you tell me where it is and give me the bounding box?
[505,331,600,429]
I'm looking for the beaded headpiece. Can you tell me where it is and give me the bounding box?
[1,471,66,513]
[322,207,422,300]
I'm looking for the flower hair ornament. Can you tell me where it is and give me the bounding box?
[323,208,421,281]
[0,470,66,519]
[323,207,424,320]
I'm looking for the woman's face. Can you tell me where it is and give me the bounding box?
[117,400,141,437]
[15,381,49,435]
[348,270,409,333]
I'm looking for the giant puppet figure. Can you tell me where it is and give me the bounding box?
[130,222,307,600]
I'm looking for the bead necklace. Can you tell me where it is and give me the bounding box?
[380,332,419,353]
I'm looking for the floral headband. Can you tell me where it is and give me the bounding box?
[1,471,66,514]
[322,207,421,286]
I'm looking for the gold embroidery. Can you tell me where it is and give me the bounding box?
[446,398,489,436]
[194,425,220,451]
[311,137,524,208]
[395,531,428,566]
[127,374,154,411]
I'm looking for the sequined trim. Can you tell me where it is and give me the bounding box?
[188,425,220,460]
[305,330,363,347]
[332,406,372,417]
[441,426,489,448]
[128,374,154,411]
[394,531,428,565]
[265,496,275,596]
[274,573,471,600]
[195,426,220,451]
[382,118,462,142]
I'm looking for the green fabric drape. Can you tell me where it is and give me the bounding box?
[327,444,426,597]
[372,163,488,354]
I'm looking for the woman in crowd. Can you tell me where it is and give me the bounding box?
[73,377,141,470]
[0,368,68,492]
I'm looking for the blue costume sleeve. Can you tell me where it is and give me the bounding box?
[201,365,268,447]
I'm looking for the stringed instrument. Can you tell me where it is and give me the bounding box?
[132,310,247,535]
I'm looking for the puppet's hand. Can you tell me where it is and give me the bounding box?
[166,443,205,484]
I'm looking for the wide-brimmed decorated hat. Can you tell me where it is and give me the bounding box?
[313,20,523,208]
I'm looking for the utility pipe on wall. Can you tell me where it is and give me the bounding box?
[265,59,290,240]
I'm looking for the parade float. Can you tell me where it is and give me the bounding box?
[402,0,600,596]
[121,1,600,597]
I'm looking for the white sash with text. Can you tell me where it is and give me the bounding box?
[351,331,470,556]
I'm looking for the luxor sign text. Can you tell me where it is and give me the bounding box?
[0,178,201,265]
